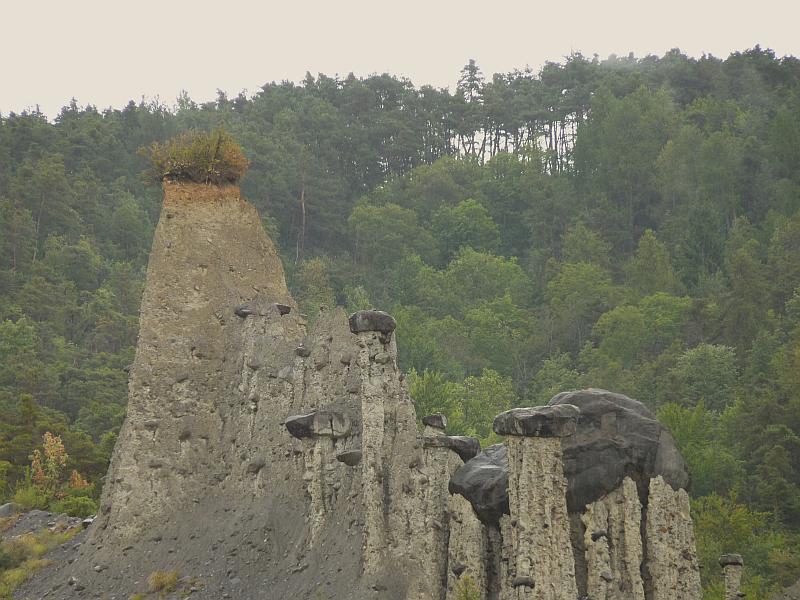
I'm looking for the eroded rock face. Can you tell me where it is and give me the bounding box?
[773,580,800,600]
[446,494,488,600]
[20,183,703,600]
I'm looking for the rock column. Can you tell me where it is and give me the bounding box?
[720,554,744,600]
[420,414,481,600]
[446,493,489,600]
[581,477,645,600]
[644,475,702,600]
[493,405,581,600]
[284,409,352,541]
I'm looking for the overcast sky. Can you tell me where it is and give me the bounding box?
[3,0,799,120]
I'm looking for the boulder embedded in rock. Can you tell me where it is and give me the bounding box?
[234,303,255,318]
[285,409,352,439]
[273,303,292,315]
[448,444,509,524]
[348,310,397,334]
[336,450,362,466]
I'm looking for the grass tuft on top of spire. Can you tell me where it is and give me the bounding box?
[140,127,248,184]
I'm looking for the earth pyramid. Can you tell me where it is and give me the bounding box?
[19,180,703,600]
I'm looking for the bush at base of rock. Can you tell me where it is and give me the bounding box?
[49,496,97,519]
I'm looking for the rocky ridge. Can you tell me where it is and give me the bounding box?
[18,181,703,599]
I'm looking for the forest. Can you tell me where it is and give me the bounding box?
[1,47,799,598]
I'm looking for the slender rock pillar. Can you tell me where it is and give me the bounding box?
[644,476,702,600]
[349,310,397,574]
[720,554,744,600]
[446,493,489,600]
[581,477,645,600]
[420,414,481,600]
[493,404,581,600]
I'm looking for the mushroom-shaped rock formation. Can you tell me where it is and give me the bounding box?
[451,389,689,521]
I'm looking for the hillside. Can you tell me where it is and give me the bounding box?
[1,47,799,597]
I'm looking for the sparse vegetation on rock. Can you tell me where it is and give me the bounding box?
[146,569,180,594]
[0,524,80,599]
[139,128,248,184]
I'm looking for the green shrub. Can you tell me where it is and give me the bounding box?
[50,495,97,518]
[12,483,49,511]
[140,128,248,184]
[454,574,480,600]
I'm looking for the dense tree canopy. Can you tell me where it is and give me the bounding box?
[1,46,800,596]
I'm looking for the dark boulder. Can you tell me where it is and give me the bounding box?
[348,310,397,335]
[549,388,689,512]
[423,435,480,462]
[448,444,509,524]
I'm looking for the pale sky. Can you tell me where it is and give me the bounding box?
[3,0,799,120]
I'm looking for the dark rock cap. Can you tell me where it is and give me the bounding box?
[422,414,447,430]
[493,404,580,438]
[448,444,509,524]
[285,409,352,439]
[719,554,744,567]
[423,435,480,462]
[348,310,397,335]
